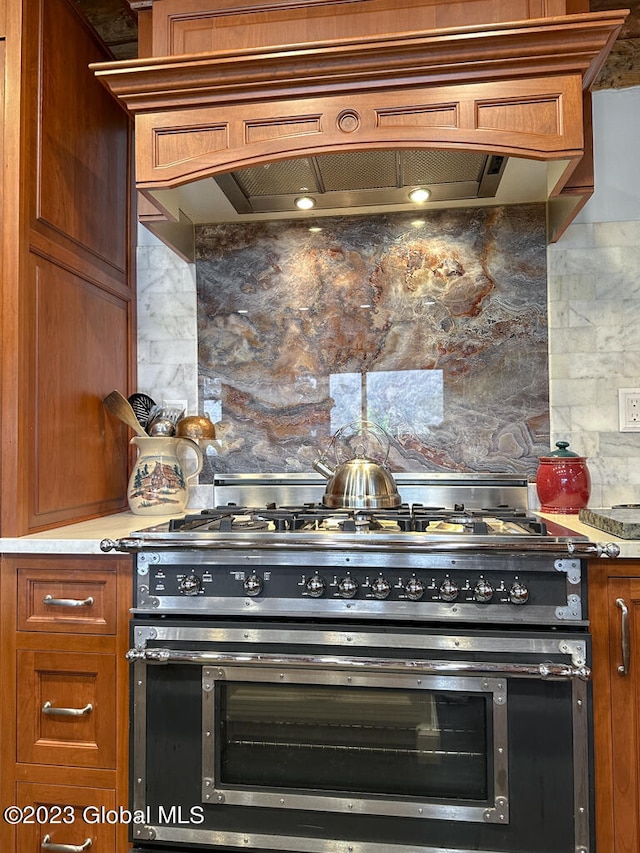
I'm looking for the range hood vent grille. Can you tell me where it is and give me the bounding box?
[216,150,507,215]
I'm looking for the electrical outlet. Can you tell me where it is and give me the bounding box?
[619,388,640,432]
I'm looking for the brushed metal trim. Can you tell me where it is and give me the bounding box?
[201,668,509,823]
[132,623,587,664]
[132,826,508,852]
[572,678,591,851]
[131,593,581,625]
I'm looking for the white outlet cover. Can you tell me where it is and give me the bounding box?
[619,388,640,432]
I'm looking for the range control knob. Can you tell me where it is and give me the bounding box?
[179,574,202,596]
[338,574,358,599]
[439,577,459,602]
[243,572,263,597]
[405,576,425,601]
[474,578,494,603]
[371,575,391,600]
[306,573,326,598]
[509,580,529,605]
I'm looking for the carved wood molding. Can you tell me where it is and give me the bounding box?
[134,75,585,187]
[93,13,624,192]
[94,12,626,107]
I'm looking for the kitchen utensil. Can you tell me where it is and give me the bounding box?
[127,436,204,515]
[102,390,148,437]
[147,405,185,437]
[148,417,176,436]
[176,415,216,440]
[128,393,156,430]
[313,420,401,509]
[536,440,591,514]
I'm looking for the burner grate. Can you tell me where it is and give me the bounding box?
[169,503,546,536]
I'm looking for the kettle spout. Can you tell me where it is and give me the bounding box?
[313,458,335,479]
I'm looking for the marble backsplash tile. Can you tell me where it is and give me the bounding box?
[547,219,640,507]
[194,205,549,479]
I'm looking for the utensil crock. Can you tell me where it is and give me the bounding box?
[127,436,203,515]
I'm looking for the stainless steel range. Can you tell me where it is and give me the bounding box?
[101,473,619,853]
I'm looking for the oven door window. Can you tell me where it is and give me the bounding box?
[202,669,508,822]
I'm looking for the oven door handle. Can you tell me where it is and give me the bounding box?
[126,647,591,681]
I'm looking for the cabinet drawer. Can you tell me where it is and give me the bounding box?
[17,650,117,769]
[17,568,117,634]
[16,782,116,853]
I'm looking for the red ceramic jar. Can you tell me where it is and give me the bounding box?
[536,441,591,514]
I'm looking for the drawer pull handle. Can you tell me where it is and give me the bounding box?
[617,597,630,675]
[43,595,94,608]
[42,702,93,717]
[42,835,92,852]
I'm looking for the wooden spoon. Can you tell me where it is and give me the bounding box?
[102,390,148,437]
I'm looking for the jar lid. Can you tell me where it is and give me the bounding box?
[546,440,580,458]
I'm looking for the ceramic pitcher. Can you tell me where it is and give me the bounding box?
[127,436,203,516]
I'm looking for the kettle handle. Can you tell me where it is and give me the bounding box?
[333,419,391,466]
[176,437,204,479]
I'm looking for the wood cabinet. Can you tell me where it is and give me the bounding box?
[589,560,640,852]
[93,0,625,257]
[0,0,135,537]
[0,554,132,853]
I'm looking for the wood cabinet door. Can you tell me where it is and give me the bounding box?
[17,567,117,634]
[605,577,640,853]
[16,782,116,852]
[16,649,117,769]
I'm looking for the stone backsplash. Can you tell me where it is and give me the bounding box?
[194,205,549,479]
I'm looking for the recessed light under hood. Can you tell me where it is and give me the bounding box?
[215,149,507,215]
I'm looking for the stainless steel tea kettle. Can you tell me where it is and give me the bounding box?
[313,420,401,509]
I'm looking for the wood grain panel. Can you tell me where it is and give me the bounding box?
[155,122,228,168]
[607,577,640,853]
[0,40,4,243]
[1,555,132,853]
[376,104,459,129]
[245,116,323,145]
[589,563,640,853]
[137,76,583,186]
[33,0,129,277]
[16,782,116,852]
[0,0,135,536]
[17,568,117,635]
[152,0,570,56]
[27,254,130,530]
[476,96,562,136]
[17,649,117,768]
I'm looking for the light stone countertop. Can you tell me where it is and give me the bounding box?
[537,512,640,559]
[0,512,178,555]
[0,510,638,558]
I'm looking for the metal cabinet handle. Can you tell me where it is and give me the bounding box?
[43,595,94,607]
[42,702,93,717]
[616,597,630,675]
[42,835,92,852]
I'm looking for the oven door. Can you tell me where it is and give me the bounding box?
[129,620,591,853]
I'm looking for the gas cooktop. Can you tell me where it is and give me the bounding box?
[100,473,620,557]
[168,503,549,537]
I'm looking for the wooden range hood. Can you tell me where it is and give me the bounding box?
[92,0,628,260]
